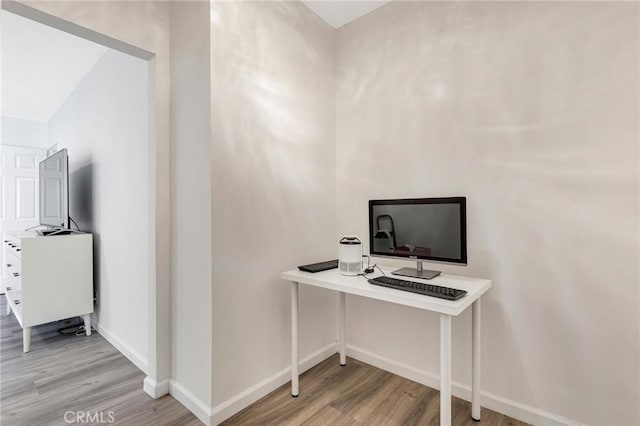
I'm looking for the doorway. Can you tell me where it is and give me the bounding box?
[0,3,165,389]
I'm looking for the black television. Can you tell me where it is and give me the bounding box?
[368,197,467,279]
[39,148,69,230]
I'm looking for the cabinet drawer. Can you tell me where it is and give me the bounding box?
[3,252,22,291]
[3,258,18,277]
[4,253,21,272]
[3,238,22,259]
[3,282,20,293]
[5,271,22,292]
[6,290,23,326]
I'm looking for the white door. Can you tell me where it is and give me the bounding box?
[0,145,47,281]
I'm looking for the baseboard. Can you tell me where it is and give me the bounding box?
[169,380,212,426]
[208,341,338,425]
[144,376,170,399]
[166,342,338,426]
[346,344,585,426]
[94,321,148,375]
[168,341,584,426]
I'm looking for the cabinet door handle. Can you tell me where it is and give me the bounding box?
[6,264,12,268]
[12,272,19,277]
[6,286,12,291]
[13,300,20,305]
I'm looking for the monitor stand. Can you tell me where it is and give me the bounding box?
[392,261,441,280]
[37,228,61,236]
[37,228,82,236]
[34,227,83,236]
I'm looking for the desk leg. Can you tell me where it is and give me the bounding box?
[291,282,299,397]
[440,314,452,426]
[472,299,481,421]
[339,292,346,366]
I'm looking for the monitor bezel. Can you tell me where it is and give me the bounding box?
[368,197,467,265]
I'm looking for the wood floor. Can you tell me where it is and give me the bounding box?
[0,297,201,426]
[2,294,527,425]
[224,355,529,426]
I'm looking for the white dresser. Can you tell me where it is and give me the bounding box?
[2,231,94,352]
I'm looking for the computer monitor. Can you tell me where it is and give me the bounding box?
[39,148,69,230]
[368,197,467,279]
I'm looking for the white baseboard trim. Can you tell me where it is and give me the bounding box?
[144,376,170,399]
[95,321,148,375]
[346,344,585,426]
[167,341,584,426]
[208,341,338,425]
[169,380,212,426]
[166,342,338,426]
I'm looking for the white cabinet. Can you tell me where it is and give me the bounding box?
[2,231,94,352]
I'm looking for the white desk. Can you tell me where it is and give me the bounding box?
[281,266,491,426]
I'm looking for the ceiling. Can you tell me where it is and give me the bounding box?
[301,0,392,29]
[1,11,108,122]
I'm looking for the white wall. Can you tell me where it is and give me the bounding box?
[47,49,151,371]
[16,0,172,387]
[169,0,213,411]
[335,2,639,425]
[9,3,637,426]
[1,116,48,148]
[211,0,337,409]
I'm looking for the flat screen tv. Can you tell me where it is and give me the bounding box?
[369,197,467,279]
[39,148,69,230]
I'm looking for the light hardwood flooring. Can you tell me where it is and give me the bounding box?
[224,355,529,426]
[0,297,201,426]
[2,295,527,426]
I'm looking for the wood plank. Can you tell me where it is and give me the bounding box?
[301,405,361,426]
[2,295,530,426]
[0,297,200,426]
[225,353,531,426]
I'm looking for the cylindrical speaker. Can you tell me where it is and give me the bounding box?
[339,236,362,276]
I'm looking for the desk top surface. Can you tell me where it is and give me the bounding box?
[282,266,491,316]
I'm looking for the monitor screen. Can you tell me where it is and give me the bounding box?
[368,197,467,264]
[39,149,69,229]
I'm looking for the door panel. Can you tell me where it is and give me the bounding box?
[16,177,37,219]
[15,154,37,170]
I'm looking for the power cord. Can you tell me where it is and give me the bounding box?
[75,324,96,336]
[360,255,376,274]
[58,316,95,336]
[358,262,385,279]
[69,217,81,231]
[58,317,83,335]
